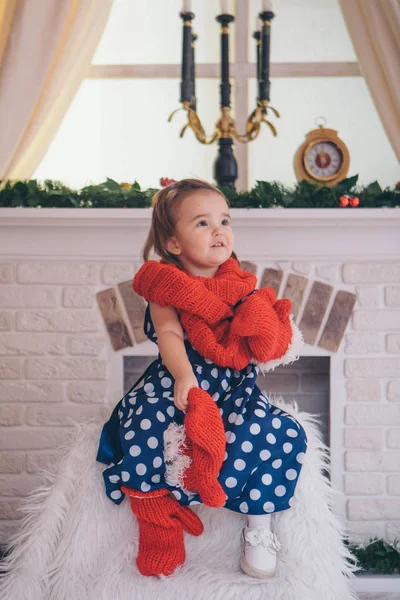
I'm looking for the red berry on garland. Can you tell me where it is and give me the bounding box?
[350,196,360,208]
[396,181,400,188]
[160,177,177,187]
[339,195,349,208]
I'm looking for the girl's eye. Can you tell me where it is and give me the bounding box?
[197,221,207,226]
[222,219,231,225]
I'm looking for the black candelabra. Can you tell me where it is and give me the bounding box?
[169,6,279,190]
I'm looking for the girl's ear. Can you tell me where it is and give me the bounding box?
[166,237,181,255]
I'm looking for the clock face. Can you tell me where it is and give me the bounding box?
[304,141,343,181]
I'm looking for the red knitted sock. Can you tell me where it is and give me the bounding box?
[121,487,203,577]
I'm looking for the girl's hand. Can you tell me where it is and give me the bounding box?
[173,372,199,412]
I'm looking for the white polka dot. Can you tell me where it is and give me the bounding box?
[272,459,282,469]
[121,471,130,482]
[151,474,161,483]
[161,377,172,388]
[225,368,231,377]
[239,502,249,513]
[223,451,228,461]
[228,412,237,424]
[287,428,298,438]
[136,405,143,416]
[250,423,261,435]
[140,419,151,430]
[286,469,298,480]
[205,357,213,364]
[275,485,286,497]
[153,456,162,468]
[136,464,147,476]
[147,437,158,449]
[122,399,126,408]
[211,368,218,378]
[166,406,175,418]
[263,501,275,513]
[109,474,119,483]
[288,497,294,507]
[225,477,237,488]
[110,490,122,500]
[124,419,132,429]
[257,400,267,409]
[235,415,244,425]
[141,482,151,492]
[226,431,236,444]
[260,449,271,461]
[128,391,137,398]
[213,392,220,401]
[296,452,305,464]
[262,473,272,485]
[255,409,266,418]
[156,411,166,423]
[283,442,293,454]
[171,490,181,500]
[129,445,141,457]
[245,387,252,395]
[201,379,210,390]
[127,409,133,419]
[242,441,253,453]
[249,488,261,500]
[124,431,135,440]
[221,379,228,390]
[234,459,246,471]
[147,397,159,404]
[163,391,172,398]
[144,383,154,393]
[235,397,244,407]
[195,366,203,374]
[272,418,281,429]
[266,433,276,444]
[128,397,137,405]
[219,408,223,416]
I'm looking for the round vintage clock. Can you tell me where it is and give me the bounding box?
[294,121,350,186]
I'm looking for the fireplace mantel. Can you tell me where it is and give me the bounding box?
[1,207,399,259]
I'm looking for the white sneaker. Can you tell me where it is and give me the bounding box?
[240,525,281,579]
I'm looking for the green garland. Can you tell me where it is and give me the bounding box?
[0,175,399,208]
[346,537,400,575]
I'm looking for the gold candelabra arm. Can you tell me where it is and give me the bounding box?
[232,103,280,143]
[168,103,218,145]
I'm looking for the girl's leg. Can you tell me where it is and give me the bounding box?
[240,511,281,579]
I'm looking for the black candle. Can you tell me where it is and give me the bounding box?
[216,14,234,109]
[259,10,274,103]
[180,11,194,104]
[253,25,261,104]
[191,32,197,111]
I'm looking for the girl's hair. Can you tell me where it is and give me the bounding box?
[142,178,239,269]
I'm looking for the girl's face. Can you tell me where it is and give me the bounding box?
[166,190,234,277]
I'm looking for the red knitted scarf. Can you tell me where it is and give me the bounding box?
[133,257,292,370]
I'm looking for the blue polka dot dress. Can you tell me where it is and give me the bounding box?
[97,304,308,516]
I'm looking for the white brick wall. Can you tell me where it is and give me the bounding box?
[0,261,110,541]
[1,255,400,547]
[342,262,400,543]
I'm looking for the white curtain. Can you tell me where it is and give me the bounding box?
[0,0,113,180]
[339,0,400,162]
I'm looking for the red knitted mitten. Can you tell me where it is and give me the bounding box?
[182,387,226,507]
[121,487,203,577]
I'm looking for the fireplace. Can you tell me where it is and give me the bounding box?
[0,207,399,548]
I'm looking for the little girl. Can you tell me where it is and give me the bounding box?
[97,178,307,580]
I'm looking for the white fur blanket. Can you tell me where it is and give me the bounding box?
[0,398,358,600]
